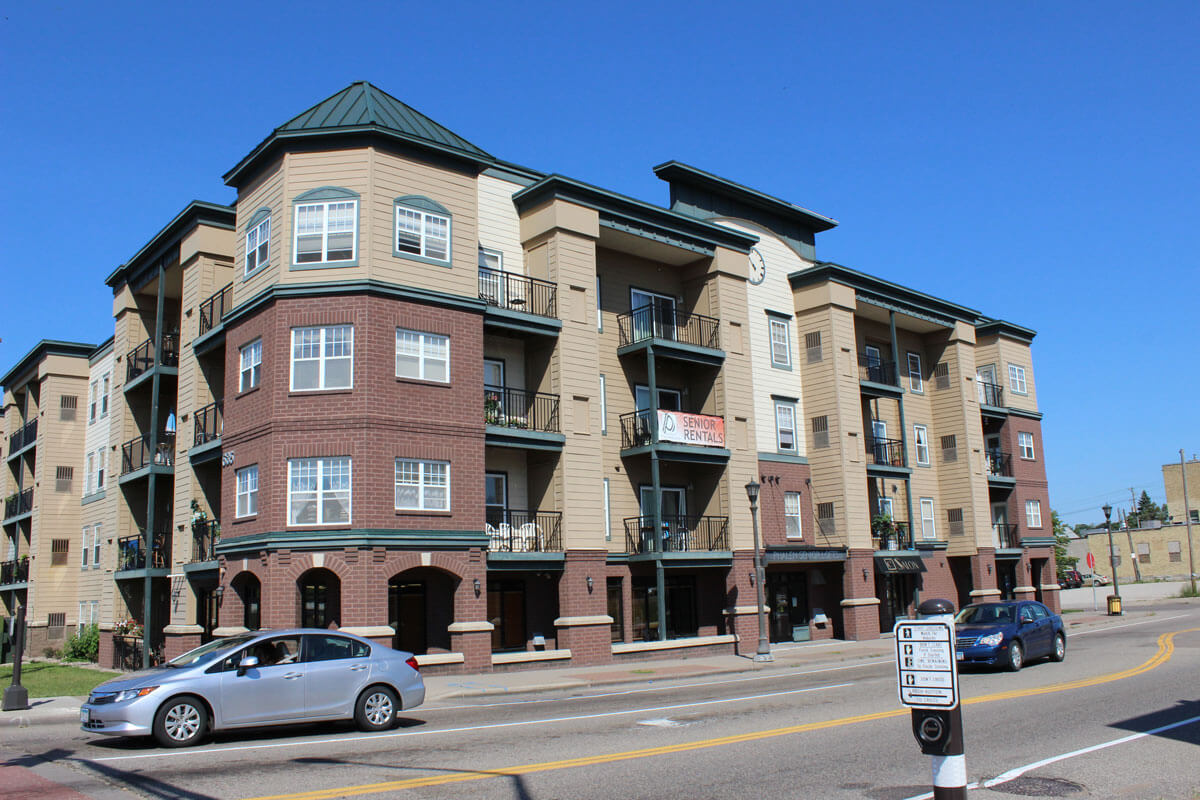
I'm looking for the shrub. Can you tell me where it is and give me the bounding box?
[1178,584,1200,599]
[43,646,61,659]
[63,624,100,662]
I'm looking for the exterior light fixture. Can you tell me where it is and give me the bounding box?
[744,480,771,662]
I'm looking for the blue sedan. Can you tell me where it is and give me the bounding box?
[954,600,1066,671]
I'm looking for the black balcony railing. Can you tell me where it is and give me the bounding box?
[986,450,1012,478]
[859,355,898,386]
[478,268,557,319]
[121,432,176,474]
[198,283,233,335]
[867,437,906,468]
[8,419,36,455]
[484,510,563,552]
[994,523,1019,549]
[112,635,164,670]
[619,409,726,450]
[873,521,912,551]
[617,306,721,350]
[0,559,29,585]
[484,387,560,433]
[623,515,729,554]
[118,531,171,571]
[4,487,33,519]
[978,380,1004,407]
[192,519,220,562]
[193,401,223,447]
[126,333,180,382]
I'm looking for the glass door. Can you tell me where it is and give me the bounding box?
[630,288,676,341]
[640,486,686,550]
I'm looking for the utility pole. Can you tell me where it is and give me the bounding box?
[1181,450,1197,595]
[1121,508,1142,583]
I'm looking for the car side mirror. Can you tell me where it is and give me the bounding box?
[237,655,260,676]
[1020,618,1033,626]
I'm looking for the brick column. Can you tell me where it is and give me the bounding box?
[970,548,1001,601]
[555,550,612,665]
[842,548,881,640]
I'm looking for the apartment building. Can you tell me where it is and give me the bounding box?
[12,81,1056,670]
[1081,522,1196,583]
[1,340,96,654]
[79,339,115,636]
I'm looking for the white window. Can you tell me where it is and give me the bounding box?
[240,339,262,392]
[1008,364,1028,394]
[96,449,105,490]
[236,465,259,518]
[1025,499,1042,528]
[88,380,97,422]
[769,318,791,367]
[913,424,930,466]
[85,452,95,495]
[93,523,101,565]
[394,459,449,511]
[478,247,502,271]
[775,401,797,452]
[291,326,353,391]
[245,214,270,275]
[395,204,450,262]
[1018,431,1035,459]
[294,200,357,264]
[81,528,89,568]
[599,374,607,434]
[603,477,611,541]
[596,275,603,331]
[101,374,109,416]
[288,457,351,526]
[785,492,803,539]
[920,498,936,539]
[907,353,923,392]
[878,497,894,518]
[395,329,449,382]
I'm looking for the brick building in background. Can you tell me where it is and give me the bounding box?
[2,82,1056,668]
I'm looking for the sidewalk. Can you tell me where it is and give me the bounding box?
[0,605,1149,729]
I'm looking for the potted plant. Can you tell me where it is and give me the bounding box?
[485,393,502,425]
[871,514,898,550]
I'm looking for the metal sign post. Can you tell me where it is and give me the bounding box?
[1087,552,1096,611]
[896,599,966,800]
[2,605,28,711]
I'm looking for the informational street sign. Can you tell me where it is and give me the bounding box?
[894,620,959,710]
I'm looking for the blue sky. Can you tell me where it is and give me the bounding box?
[3,1,1197,527]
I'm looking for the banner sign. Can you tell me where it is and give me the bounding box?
[657,410,725,447]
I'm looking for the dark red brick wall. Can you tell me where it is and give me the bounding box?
[1001,418,1052,545]
[755,460,814,547]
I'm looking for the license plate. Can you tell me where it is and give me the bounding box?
[80,708,90,723]
[956,651,964,661]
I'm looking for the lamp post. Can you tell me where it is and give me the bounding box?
[745,480,772,662]
[1103,503,1121,613]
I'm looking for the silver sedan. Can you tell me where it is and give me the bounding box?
[80,629,425,747]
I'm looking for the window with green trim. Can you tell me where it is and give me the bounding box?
[293,188,358,265]
[245,210,270,275]
[394,196,451,264]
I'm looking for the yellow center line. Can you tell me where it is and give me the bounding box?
[243,628,1197,800]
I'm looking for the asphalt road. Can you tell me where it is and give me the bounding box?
[3,603,1199,800]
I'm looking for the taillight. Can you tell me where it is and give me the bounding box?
[405,656,420,672]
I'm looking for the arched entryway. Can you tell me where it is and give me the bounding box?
[388,568,456,654]
[231,572,261,630]
[298,568,341,629]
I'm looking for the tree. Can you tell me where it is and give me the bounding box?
[1053,510,1078,579]
[1127,490,1169,529]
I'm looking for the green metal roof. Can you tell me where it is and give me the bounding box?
[790,261,983,326]
[225,81,493,186]
[976,318,1037,342]
[2,340,97,390]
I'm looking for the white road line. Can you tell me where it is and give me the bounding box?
[902,713,1200,800]
[430,659,891,711]
[91,681,853,763]
[1069,612,1193,636]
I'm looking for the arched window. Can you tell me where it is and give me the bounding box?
[298,568,341,629]
[394,195,451,266]
[292,187,359,267]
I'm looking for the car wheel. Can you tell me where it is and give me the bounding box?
[1050,633,1066,662]
[1006,640,1024,672]
[153,695,208,748]
[355,686,398,732]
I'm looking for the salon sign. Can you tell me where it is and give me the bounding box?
[657,410,725,447]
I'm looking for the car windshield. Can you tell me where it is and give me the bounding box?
[167,634,258,667]
[955,604,1014,625]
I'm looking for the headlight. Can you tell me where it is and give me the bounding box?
[977,633,1004,647]
[115,686,158,702]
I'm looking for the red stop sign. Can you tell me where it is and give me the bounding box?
[1086,552,1096,569]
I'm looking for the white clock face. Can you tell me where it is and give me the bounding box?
[748,248,767,285]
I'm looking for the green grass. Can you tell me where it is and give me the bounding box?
[1178,584,1200,598]
[0,662,120,697]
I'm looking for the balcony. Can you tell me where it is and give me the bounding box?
[121,432,176,476]
[191,519,220,563]
[0,558,29,585]
[866,438,907,469]
[619,409,729,464]
[479,268,557,319]
[623,515,730,555]
[7,419,36,458]
[993,523,1019,550]
[986,451,1016,487]
[618,306,720,350]
[485,510,563,553]
[3,488,33,521]
[858,354,901,396]
[978,380,1004,408]
[117,531,171,572]
[198,283,232,336]
[872,521,912,551]
[126,333,180,384]
[483,387,565,451]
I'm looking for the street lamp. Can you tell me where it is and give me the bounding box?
[1103,503,1121,612]
[745,480,772,662]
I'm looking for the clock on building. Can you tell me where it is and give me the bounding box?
[748,248,767,285]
